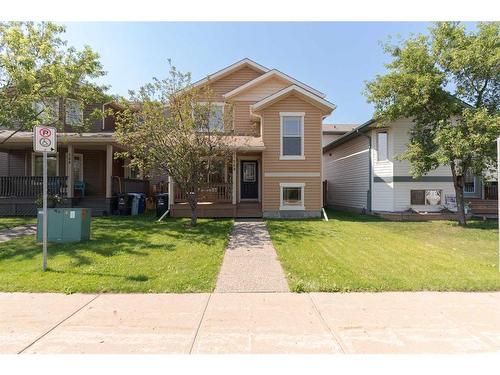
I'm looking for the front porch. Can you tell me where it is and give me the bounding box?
[0,140,150,216]
[169,151,263,218]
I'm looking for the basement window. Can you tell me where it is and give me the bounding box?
[410,189,442,206]
[280,183,305,210]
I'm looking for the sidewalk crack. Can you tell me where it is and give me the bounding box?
[17,294,101,354]
[308,293,347,354]
[189,293,212,354]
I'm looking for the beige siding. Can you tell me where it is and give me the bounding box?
[323,136,369,211]
[263,176,321,211]
[231,77,290,102]
[233,101,258,135]
[261,94,323,212]
[209,66,263,101]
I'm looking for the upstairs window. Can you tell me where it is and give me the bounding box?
[34,99,59,124]
[377,131,388,161]
[65,98,83,126]
[281,113,304,159]
[207,103,224,131]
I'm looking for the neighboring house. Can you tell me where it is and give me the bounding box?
[322,124,358,146]
[0,100,151,216]
[322,118,498,215]
[169,58,336,218]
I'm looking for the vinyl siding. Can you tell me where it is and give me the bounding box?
[233,101,258,135]
[231,77,289,102]
[0,151,9,175]
[394,181,456,212]
[209,66,264,101]
[322,133,344,147]
[323,135,369,211]
[261,94,323,212]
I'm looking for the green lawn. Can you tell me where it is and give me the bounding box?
[0,217,36,231]
[0,215,233,293]
[267,210,500,292]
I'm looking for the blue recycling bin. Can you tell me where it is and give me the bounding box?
[138,193,146,214]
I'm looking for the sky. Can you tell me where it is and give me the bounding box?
[61,22,456,124]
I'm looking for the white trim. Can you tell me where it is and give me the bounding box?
[280,112,305,160]
[265,172,320,177]
[280,182,305,211]
[191,58,269,88]
[65,152,84,181]
[223,69,325,99]
[251,85,336,113]
[31,152,59,177]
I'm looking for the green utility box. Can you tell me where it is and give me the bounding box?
[37,208,91,243]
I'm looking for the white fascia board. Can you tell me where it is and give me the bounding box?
[251,85,336,113]
[223,69,325,99]
[191,58,269,88]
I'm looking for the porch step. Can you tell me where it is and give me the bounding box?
[236,203,262,218]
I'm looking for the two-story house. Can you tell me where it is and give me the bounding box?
[169,58,336,218]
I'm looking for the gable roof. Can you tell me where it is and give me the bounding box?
[191,58,269,88]
[250,85,336,114]
[223,69,325,99]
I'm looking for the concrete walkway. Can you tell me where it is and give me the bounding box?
[0,225,36,243]
[2,292,499,354]
[215,220,289,293]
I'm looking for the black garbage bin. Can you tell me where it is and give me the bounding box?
[155,193,169,218]
[118,193,133,216]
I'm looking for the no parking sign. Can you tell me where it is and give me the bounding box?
[33,125,57,153]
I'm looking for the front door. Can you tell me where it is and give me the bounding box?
[240,161,258,200]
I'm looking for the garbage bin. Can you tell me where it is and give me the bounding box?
[155,193,169,218]
[37,208,91,243]
[118,193,132,215]
[138,193,146,214]
[129,193,141,216]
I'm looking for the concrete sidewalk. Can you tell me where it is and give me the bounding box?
[1,292,499,354]
[0,225,36,243]
[215,220,289,293]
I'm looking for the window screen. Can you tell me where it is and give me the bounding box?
[282,116,302,156]
[410,190,425,205]
[377,132,388,161]
[208,105,224,131]
[34,155,58,177]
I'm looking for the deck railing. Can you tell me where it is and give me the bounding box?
[0,176,67,197]
[174,183,232,203]
[112,177,150,195]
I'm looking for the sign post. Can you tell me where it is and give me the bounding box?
[33,125,57,271]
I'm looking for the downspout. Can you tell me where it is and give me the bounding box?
[357,129,372,213]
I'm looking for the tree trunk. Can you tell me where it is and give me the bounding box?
[451,170,467,226]
[187,191,198,227]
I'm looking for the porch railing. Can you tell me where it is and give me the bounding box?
[112,177,150,195]
[0,176,67,197]
[174,183,232,203]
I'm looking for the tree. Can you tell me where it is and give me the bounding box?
[114,62,235,226]
[366,22,500,226]
[0,22,108,142]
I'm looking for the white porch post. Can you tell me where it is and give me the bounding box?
[232,152,237,205]
[66,144,74,198]
[106,144,113,199]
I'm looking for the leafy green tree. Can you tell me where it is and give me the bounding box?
[0,22,108,142]
[114,62,235,226]
[366,22,500,225]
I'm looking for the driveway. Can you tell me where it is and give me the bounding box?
[1,292,499,354]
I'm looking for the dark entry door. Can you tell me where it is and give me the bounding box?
[240,161,258,200]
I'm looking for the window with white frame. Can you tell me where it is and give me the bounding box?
[280,183,305,210]
[280,113,304,159]
[34,99,59,124]
[377,131,388,161]
[463,171,476,193]
[207,103,224,131]
[65,98,83,126]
